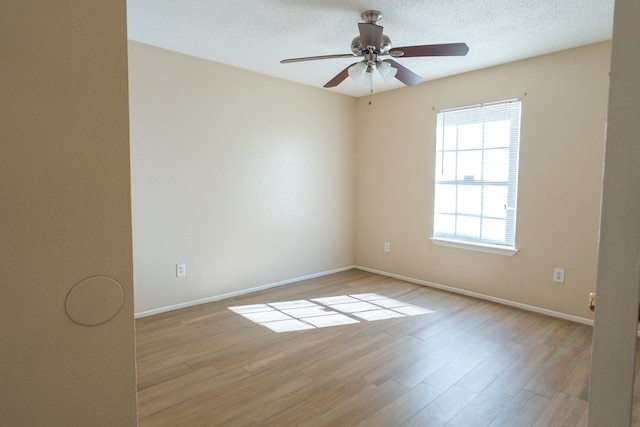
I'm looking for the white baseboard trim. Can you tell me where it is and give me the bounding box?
[134,266,355,319]
[355,265,594,327]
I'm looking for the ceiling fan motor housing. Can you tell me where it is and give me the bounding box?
[351,34,392,56]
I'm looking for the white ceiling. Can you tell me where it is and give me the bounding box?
[127,0,614,98]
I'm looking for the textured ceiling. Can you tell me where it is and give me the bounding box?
[127,0,614,97]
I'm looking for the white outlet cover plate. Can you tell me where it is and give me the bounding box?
[176,263,186,277]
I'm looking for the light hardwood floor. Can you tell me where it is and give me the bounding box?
[135,269,640,426]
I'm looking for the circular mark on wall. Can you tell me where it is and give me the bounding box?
[65,276,124,326]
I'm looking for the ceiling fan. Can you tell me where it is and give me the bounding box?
[280,10,469,89]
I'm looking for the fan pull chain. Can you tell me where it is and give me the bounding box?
[369,72,374,105]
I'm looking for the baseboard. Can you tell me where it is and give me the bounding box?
[354,265,594,327]
[134,265,356,319]
[136,264,596,327]
[134,264,640,336]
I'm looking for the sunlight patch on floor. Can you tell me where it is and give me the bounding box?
[228,293,434,332]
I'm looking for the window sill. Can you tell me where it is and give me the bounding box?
[430,237,519,256]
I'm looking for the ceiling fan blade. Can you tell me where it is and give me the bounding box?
[358,22,383,49]
[384,59,422,86]
[323,63,359,88]
[280,53,356,64]
[390,43,469,58]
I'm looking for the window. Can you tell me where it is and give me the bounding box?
[432,99,521,253]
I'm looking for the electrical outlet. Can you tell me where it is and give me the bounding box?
[384,242,391,253]
[553,268,565,283]
[176,263,186,278]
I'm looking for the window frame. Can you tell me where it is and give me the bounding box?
[431,99,522,255]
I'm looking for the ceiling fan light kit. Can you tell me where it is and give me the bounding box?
[377,61,397,81]
[347,61,368,83]
[280,10,469,91]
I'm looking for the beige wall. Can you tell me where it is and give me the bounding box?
[1,1,137,426]
[129,42,355,314]
[354,42,611,319]
[130,41,611,320]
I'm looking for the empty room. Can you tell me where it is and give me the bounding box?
[4,1,640,426]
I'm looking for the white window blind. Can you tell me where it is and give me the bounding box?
[433,99,521,250]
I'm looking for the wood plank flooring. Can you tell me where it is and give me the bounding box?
[135,269,639,426]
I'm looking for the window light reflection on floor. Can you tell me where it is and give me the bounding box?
[228,293,435,333]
